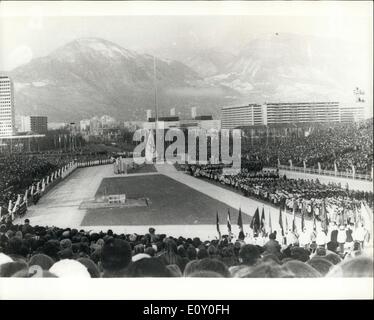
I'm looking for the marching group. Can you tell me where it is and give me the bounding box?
[187,165,373,224]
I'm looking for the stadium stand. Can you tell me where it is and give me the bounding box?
[0,222,372,278]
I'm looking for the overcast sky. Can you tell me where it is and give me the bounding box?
[0,1,372,71]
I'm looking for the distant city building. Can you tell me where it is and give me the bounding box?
[221,102,341,129]
[221,104,263,129]
[0,76,15,137]
[20,115,48,134]
[80,119,90,131]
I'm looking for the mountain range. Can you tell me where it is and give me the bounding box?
[6,34,371,122]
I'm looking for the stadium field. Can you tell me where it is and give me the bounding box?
[81,174,250,226]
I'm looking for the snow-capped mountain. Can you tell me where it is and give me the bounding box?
[7,34,371,122]
[8,38,238,122]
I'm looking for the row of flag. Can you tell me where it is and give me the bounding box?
[215,199,336,239]
[216,206,272,238]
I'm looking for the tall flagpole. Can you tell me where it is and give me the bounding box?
[153,55,159,162]
[153,56,158,129]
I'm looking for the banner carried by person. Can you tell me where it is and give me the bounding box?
[237,208,243,232]
[227,209,232,235]
[216,211,221,239]
[250,207,260,234]
[260,206,265,234]
[268,209,272,234]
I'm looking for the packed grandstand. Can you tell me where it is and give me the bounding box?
[0,120,373,278]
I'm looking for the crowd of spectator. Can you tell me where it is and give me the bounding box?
[0,152,112,207]
[0,221,372,278]
[241,119,373,175]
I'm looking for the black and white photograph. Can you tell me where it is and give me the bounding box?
[0,0,373,301]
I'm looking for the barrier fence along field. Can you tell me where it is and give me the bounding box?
[278,164,373,181]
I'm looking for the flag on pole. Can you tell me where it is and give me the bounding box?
[227,209,232,234]
[301,203,305,231]
[279,207,284,236]
[30,185,34,196]
[268,209,272,234]
[237,208,243,232]
[41,179,46,192]
[260,206,266,234]
[250,207,260,234]
[216,211,221,238]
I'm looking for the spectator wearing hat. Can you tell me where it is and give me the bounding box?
[125,258,171,277]
[100,238,132,277]
[327,256,373,277]
[158,238,184,271]
[0,261,28,277]
[283,260,322,278]
[77,258,101,278]
[241,262,294,278]
[190,258,231,278]
[29,253,55,270]
[263,233,281,257]
[307,257,334,276]
[49,259,91,278]
[21,219,33,235]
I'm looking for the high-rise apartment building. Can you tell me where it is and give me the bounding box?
[0,76,15,137]
[20,115,48,134]
[221,102,341,129]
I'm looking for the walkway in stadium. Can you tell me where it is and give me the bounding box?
[15,165,114,228]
